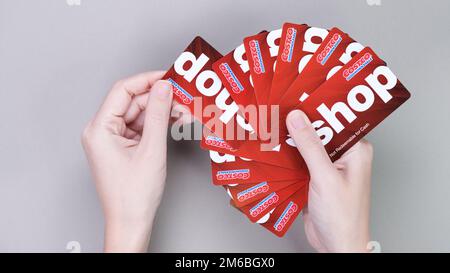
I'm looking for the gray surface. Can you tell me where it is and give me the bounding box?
[0,0,449,252]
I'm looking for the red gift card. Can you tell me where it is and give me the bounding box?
[163,37,221,114]
[243,29,282,105]
[162,36,253,149]
[212,42,260,133]
[299,47,411,160]
[209,149,309,186]
[278,27,364,137]
[260,186,308,237]
[270,23,329,104]
[225,180,302,208]
[213,42,260,107]
[237,182,304,223]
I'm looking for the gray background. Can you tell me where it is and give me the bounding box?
[0,0,449,252]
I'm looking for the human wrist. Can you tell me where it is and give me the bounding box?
[103,214,155,252]
[330,230,371,253]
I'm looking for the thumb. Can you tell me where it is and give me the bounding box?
[286,110,334,177]
[138,80,173,155]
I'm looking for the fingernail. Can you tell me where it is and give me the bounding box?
[287,110,310,129]
[155,80,172,99]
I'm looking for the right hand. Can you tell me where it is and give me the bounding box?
[286,110,373,253]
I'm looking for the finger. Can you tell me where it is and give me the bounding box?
[286,110,335,176]
[339,140,373,180]
[138,80,173,156]
[128,110,146,133]
[123,92,149,124]
[96,71,165,120]
[123,127,141,140]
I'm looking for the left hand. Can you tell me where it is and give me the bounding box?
[82,71,173,252]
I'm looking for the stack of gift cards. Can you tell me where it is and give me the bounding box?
[163,23,410,237]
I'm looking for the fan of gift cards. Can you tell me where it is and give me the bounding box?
[163,23,410,237]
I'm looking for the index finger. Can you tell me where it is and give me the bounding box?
[96,71,166,120]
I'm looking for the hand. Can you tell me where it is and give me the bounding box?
[82,71,173,252]
[286,110,373,253]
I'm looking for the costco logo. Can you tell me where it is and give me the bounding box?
[167,78,194,104]
[216,169,250,181]
[273,201,298,232]
[343,52,373,81]
[237,182,269,202]
[219,63,244,94]
[249,192,279,217]
[317,33,342,65]
[248,40,265,74]
[281,27,297,62]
